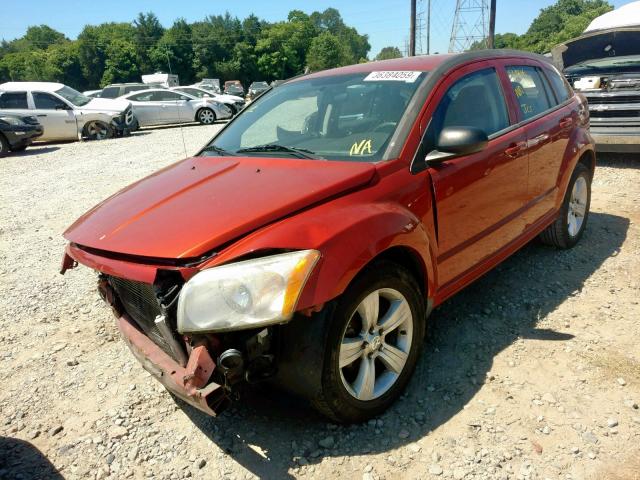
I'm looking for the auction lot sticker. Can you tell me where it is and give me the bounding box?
[364,71,421,82]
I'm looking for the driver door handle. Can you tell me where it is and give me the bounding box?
[505,141,526,157]
[37,114,47,117]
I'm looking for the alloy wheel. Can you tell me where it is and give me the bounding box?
[339,288,413,401]
[568,176,587,237]
[199,109,215,124]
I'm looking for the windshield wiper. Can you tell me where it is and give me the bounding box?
[236,144,322,159]
[200,145,236,156]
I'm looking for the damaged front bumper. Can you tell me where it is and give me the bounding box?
[117,313,229,415]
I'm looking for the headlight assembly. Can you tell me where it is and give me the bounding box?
[177,250,320,333]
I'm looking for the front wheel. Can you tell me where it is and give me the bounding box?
[310,261,425,423]
[83,121,113,141]
[197,108,216,125]
[0,134,9,157]
[539,162,591,248]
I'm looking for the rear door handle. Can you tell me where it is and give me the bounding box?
[526,133,550,148]
[37,114,47,117]
[505,141,527,157]
[559,117,573,128]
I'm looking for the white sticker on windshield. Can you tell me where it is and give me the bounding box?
[363,71,421,83]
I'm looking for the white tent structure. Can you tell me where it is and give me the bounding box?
[585,1,640,32]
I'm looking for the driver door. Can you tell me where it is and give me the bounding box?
[417,64,529,290]
[31,92,78,140]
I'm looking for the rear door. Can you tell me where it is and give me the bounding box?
[31,92,78,140]
[502,62,574,221]
[151,90,191,123]
[418,63,529,287]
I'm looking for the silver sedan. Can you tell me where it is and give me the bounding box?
[119,89,232,128]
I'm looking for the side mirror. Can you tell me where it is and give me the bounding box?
[203,94,211,98]
[55,104,70,111]
[426,126,488,164]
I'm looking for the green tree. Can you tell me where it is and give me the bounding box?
[375,46,403,61]
[133,12,165,73]
[101,38,140,85]
[150,19,195,84]
[306,32,349,71]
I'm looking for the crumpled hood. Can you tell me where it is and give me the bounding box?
[551,27,640,70]
[64,156,376,259]
[81,97,130,113]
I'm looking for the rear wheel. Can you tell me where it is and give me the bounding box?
[83,121,113,141]
[197,108,216,125]
[539,162,591,248]
[310,261,425,423]
[0,134,10,157]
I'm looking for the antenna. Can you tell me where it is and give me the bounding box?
[165,51,189,159]
[449,0,489,52]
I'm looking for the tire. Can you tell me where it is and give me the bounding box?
[0,134,9,157]
[83,121,113,141]
[197,108,216,125]
[310,260,426,423]
[227,104,237,116]
[128,115,139,132]
[539,162,591,249]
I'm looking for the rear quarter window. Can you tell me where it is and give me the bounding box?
[544,67,571,103]
[101,87,119,99]
[0,92,28,109]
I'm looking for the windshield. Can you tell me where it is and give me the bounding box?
[205,71,426,162]
[55,85,91,106]
[566,55,640,73]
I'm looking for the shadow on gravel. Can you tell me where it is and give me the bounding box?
[10,146,60,157]
[597,152,640,167]
[0,437,63,479]
[178,211,629,480]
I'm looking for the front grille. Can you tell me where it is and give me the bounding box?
[589,110,640,118]
[108,276,177,360]
[584,94,640,105]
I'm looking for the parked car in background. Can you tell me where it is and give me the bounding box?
[246,81,270,102]
[0,82,133,141]
[171,86,245,115]
[0,113,43,157]
[141,72,179,88]
[193,78,221,93]
[100,83,154,99]
[224,80,244,96]
[120,88,232,127]
[83,89,103,99]
[62,50,595,423]
[553,3,640,153]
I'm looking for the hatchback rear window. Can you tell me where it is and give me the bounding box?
[0,92,28,109]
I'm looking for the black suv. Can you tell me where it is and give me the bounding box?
[0,113,43,157]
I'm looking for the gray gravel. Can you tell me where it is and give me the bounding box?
[1,128,639,480]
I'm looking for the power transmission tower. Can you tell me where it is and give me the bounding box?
[449,0,489,53]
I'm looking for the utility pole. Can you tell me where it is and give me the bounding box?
[409,0,416,56]
[426,0,432,54]
[488,0,496,48]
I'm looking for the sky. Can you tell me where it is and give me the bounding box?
[1,0,633,57]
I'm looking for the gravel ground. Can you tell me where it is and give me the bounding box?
[0,126,639,480]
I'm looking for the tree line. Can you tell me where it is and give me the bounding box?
[0,8,372,90]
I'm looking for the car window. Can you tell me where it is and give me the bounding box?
[129,91,154,102]
[425,68,509,148]
[101,87,119,99]
[0,92,28,109]
[124,85,145,94]
[544,67,571,103]
[33,92,67,110]
[181,88,204,98]
[506,66,553,119]
[151,91,183,101]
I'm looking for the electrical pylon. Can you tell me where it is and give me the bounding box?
[449,0,489,53]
